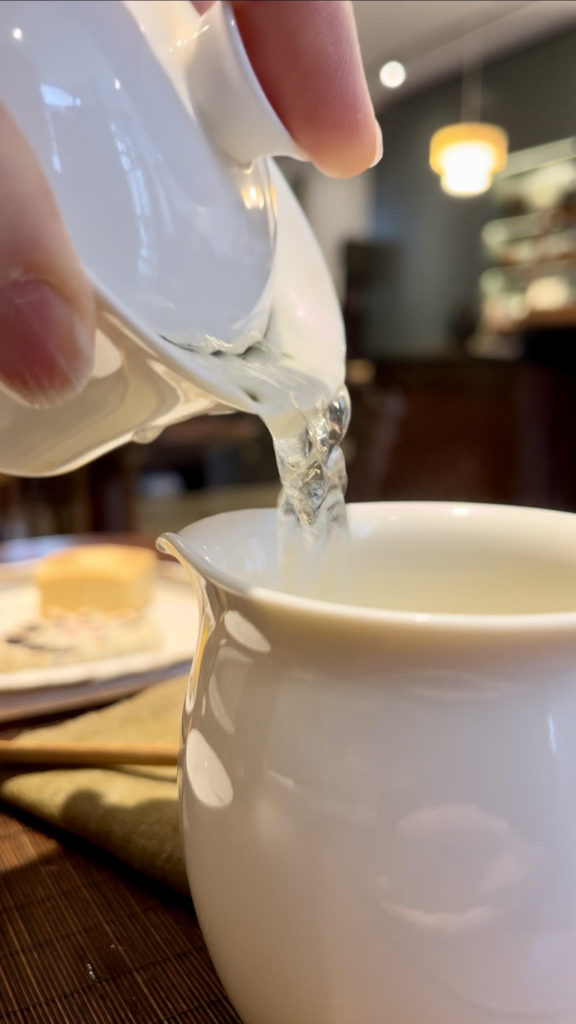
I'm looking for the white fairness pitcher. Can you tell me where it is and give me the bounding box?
[160,501,576,1024]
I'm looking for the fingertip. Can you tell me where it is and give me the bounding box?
[0,104,96,404]
[232,0,380,178]
[370,124,384,170]
[303,119,383,179]
[0,279,93,406]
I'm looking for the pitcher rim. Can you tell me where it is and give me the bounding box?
[157,501,576,635]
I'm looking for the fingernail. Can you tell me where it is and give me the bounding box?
[369,122,383,168]
[0,279,93,407]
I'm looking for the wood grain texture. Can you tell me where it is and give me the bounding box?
[0,742,179,768]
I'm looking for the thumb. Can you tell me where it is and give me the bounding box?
[0,104,95,407]
[231,0,381,177]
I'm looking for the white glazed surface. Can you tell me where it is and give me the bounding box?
[188,0,306,164]
[0,1,344,475]
[160,503,576,1024]
[0,0,274,349]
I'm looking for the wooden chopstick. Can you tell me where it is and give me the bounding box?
[0,740,179,767]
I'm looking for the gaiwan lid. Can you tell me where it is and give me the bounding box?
[0,0,305,354]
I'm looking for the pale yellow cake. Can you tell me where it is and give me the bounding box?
[35,545,156,617]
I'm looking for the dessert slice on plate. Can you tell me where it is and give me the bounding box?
[0,545,161,672]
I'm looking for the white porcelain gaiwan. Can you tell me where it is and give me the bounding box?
[0,0,344,475]
[159,501,576,1024]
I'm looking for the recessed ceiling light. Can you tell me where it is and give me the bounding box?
[379,61,406,89]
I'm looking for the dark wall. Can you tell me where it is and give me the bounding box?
[372,29,576,356]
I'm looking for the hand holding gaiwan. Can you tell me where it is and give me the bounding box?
[0,0,381,408]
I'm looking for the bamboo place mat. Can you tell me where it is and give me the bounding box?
[0,809,242,1023]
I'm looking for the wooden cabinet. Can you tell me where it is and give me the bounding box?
[346,357,576,511]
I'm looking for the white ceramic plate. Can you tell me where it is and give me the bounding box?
[0,666,189,724]
[0,564,198,693]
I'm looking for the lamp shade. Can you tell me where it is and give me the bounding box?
[430,122,508,196]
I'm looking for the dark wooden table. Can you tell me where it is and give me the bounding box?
[0,536,241,1024]
[0,811,241,1023]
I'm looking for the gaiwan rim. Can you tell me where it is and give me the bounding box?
[157,501,576,635]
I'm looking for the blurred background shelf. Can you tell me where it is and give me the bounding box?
[480,137,576,334]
